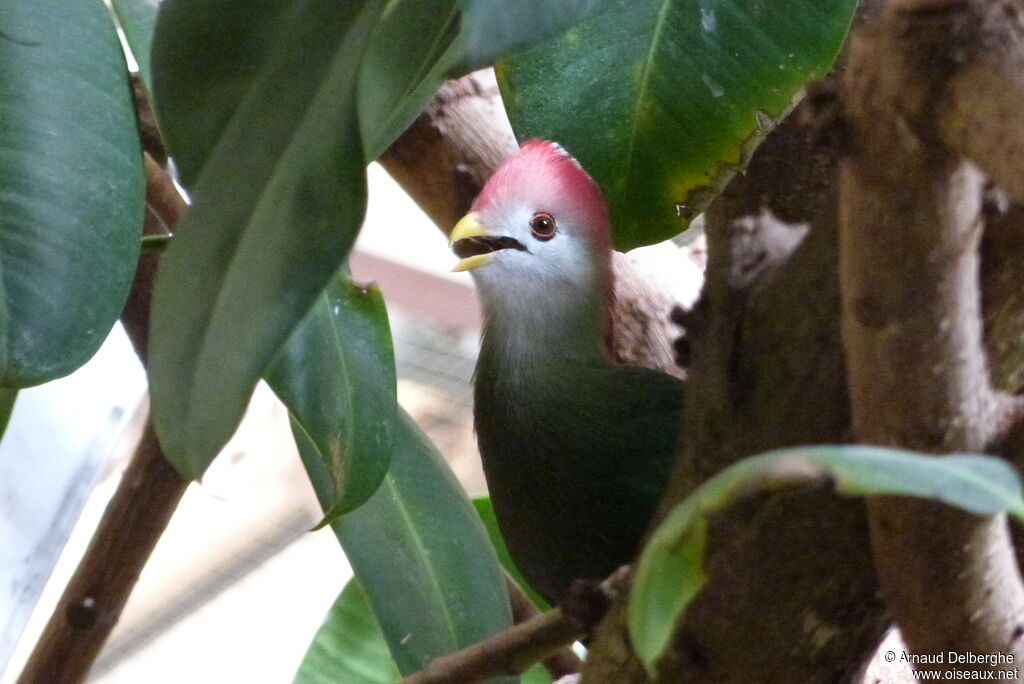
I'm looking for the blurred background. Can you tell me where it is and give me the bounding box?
[1,156,703,683]
[1,164,486,684]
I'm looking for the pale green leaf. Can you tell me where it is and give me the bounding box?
[630,446,1024,673]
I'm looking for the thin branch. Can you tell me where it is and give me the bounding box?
[400,569,628,684]
[121,154,185,364]
[504,573,583,679]
[16,155,188,683]
[839,0,1024,668]
[16,423,187,684]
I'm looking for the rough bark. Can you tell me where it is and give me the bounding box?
[932,0,1024,204]
[840,0,1024,669]
[377,70,518,236]
[584,68,888,682]
[367,17,1024,677]
[984,201,1024,393]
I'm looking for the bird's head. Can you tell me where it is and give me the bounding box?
[449,140,612,296]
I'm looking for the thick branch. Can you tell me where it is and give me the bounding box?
[585,70,887,684]
[840,0,1024,666]
[378,70,517,235]
[372,34,1024,681]
[120,154,182,364]
[932,0,1024,202]
[17,156,187,684]
[983,201,1024,393]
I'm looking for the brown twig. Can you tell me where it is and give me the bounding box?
[400,569,628,684]
[16,424,186,684]
[504,573,583,679]
[120,154,183,364]
[839,0,1024,669]
[16,155,187,684]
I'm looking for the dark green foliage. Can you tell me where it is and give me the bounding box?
[110,0,160,91]
[302,409,515,680]
[293,580,400,684]
[499,0,858,250]
[148,0,383,477]
[0,0,143,386]
[265,271,397,520]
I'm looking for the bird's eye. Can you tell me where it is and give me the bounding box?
[530,213,556,241]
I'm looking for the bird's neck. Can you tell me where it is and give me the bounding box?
[476,270,611,395]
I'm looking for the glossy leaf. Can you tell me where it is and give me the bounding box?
[293,580,400,684]
[148,0,383,477]
[474,497,553,683]
[498,0,857,250]
[629,446,1024,674]
[457,0,602,73]
[358,0,460,160]
[473,497,548,611]
[110,0,161,90]
[297,409,514,680]
[265,272,396,520]
[358,0,606,159]
[0,388,17,437]
[296,577,550,684]
[0,0,143,387]
[522,665,555,684]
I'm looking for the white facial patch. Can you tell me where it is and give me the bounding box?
[470,203,598,300]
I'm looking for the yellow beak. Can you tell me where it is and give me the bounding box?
[449,212,495,272]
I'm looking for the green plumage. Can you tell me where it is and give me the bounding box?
[455,138,687,605]
[474,338,685,604]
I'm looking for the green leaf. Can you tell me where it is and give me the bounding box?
[265,271,397,520]
[0,0,143,387]
[300,409,514,680]
[498,0,857,250]
[629,446,1024,674]
[147,0,384,477]
[457,0,602,73]
[296,577,550,684]
[293,579,400,684]
[473,496,549,611]
[358,0,461,160]
[358,0,607,160]
[0,388,18,436]
[110,0,161,91]
[521,664,554,684]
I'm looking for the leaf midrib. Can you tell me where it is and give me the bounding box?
[362,3,459,159]
[620,0,672,212]
[181,2,378,465]
[379,468,463,652]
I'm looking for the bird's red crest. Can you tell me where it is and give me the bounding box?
[474,140,611,250]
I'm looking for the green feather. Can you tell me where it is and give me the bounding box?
[474,337,685,604]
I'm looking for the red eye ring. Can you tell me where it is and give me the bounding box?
[530,212,556,241]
